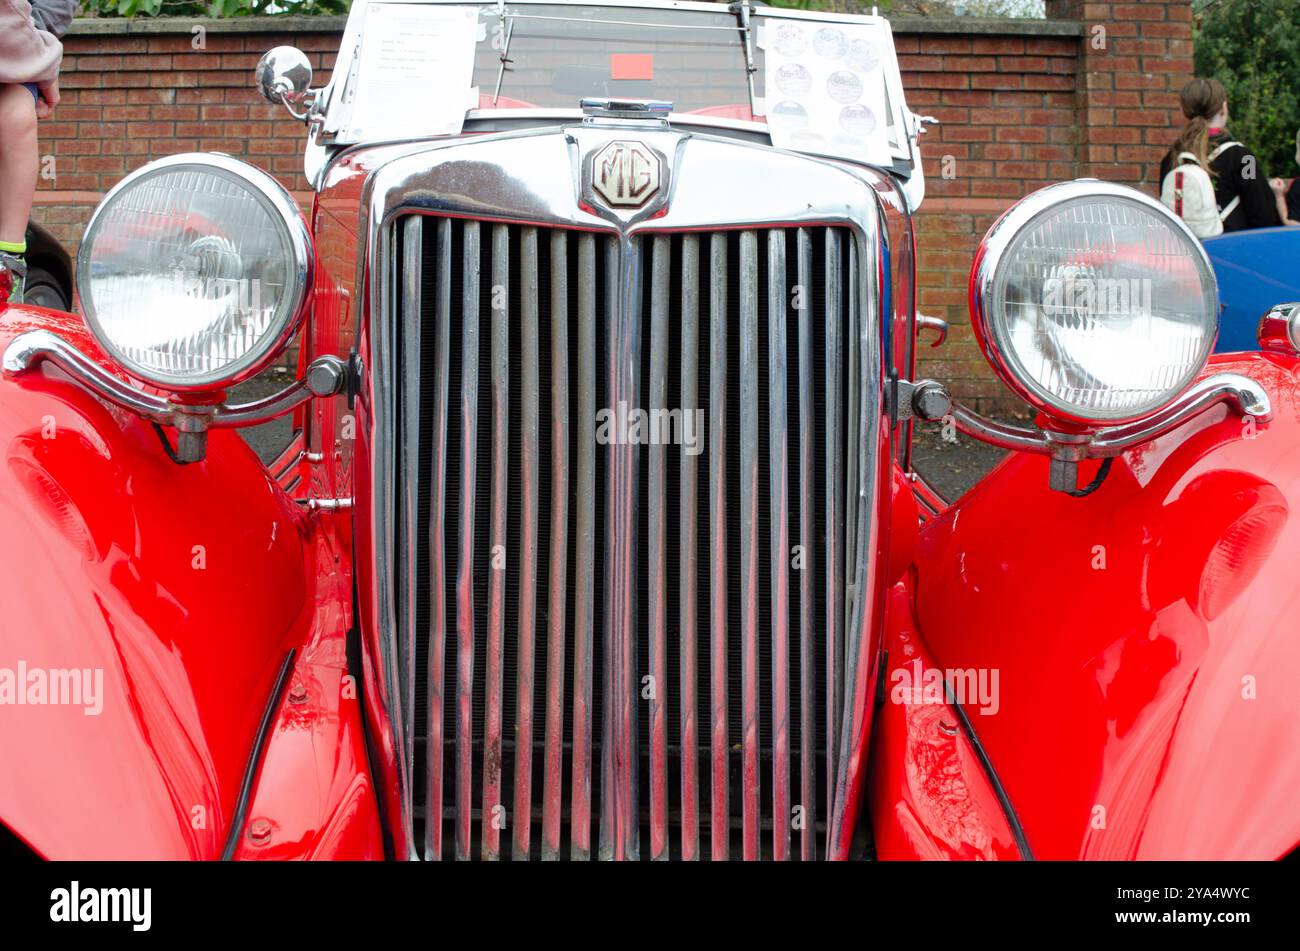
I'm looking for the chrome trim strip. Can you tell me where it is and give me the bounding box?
[453,220,481,862]
[823,227,844,855]
[795,226,816,862]
[513,226,540,861]
[678,232,701,861]
[399,216,423,849]
[646,234,671,861]
[738,228,761,861]
[707,231,730,862]
[571,231,597,861]
[540,228,570,862]
[767,227,792,863]
[599,234,643,861]
[828,223,883,860]
[842,236,859,676]
[369,219,417,859]
[425,216,452,861]
[481,223,510,862]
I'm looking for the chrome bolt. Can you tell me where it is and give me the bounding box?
[247,818,273,844]
[288,682,308,704]
[306,355,347,397]
[911,381,952,421]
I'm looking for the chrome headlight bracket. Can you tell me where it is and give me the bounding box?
[901,372,1272,495]
[3,329,348,464]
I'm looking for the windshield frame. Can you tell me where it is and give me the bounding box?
[314,0,920,185]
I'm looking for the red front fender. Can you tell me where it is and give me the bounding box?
[0,305,380,859]
[877,353,1300,860]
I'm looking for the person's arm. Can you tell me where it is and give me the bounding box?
[29,0,74,39]
[1270,178,1299,226]
[0,0,62,87]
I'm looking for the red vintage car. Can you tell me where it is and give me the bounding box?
[1,0,1297,862]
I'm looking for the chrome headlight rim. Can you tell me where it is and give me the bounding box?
[75,152,313,393]
[970,179,1219,427]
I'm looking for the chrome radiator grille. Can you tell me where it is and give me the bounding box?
[394,214,861,860]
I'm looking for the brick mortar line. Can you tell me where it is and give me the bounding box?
[67,14,1083,37]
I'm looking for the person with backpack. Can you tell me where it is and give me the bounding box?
[0,0,69,303]
[1159,78,1280,238]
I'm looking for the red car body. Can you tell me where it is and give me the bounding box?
[3,178,1298,858]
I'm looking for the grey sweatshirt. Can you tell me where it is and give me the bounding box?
[0,0,63,86]
[31,0,75,38]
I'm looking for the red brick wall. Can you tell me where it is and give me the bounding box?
[901,27,1081,413]
[32,6,1195,415]
[901,1,1196,414]
[33,22,338,249]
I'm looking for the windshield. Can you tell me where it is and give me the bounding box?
[321,0,914,172]
[475,4,751,112]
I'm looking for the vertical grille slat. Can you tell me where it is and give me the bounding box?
[425,216,452,862]
[512,227,540,860]
[453,220,481,862]
[678,233,701,862]
[767,229,791,862]
[401,216,862,861]
[706,232,730,863]
[795,228,817,863]
[600,236,641,862]
[737,229,761,861]
[843,238,859,677]
[570,232,598,861]
[823,228,844,857]
[400,216,423,826]
[646,234,671,861]
[540,229,569,862]
[482,223,510,862]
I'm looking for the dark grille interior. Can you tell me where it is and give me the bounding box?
[395,216,857,860]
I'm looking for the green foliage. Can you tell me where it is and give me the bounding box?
[78,0,352,17]
[1195,0,1300,178]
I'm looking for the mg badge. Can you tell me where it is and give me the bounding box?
[590,140,661,208]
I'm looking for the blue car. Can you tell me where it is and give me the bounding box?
[1204,226,1300,351]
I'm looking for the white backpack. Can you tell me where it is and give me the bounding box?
[1160,141,1242,238]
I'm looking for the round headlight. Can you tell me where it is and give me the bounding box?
[970,181,1217,425]
[76,153,312,391]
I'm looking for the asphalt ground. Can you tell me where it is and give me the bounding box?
[231,369,296,465]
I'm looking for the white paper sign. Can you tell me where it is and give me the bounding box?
[346,4,481,140]
[759,19,892,167]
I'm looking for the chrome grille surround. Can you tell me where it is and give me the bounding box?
[358,123,886,859]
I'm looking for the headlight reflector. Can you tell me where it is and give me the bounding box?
[77,154,311,390]
[971,181,1217,425]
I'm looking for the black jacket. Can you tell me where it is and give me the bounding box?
[1159,131,1281,232]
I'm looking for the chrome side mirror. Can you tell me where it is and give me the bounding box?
[256,46,316,122]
